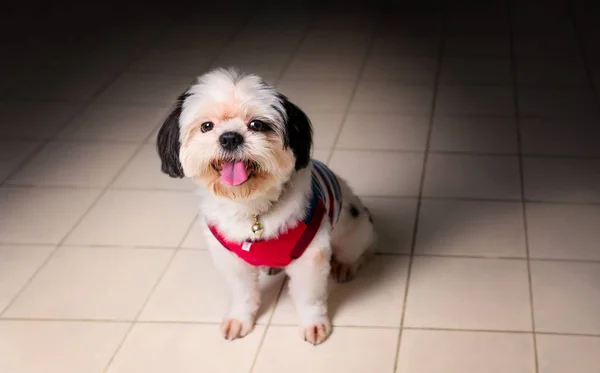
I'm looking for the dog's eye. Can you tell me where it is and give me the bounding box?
[248,120,267,132]
[200,122,214,133]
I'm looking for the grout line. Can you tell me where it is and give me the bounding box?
[392,2,449,372]
[3,240,599,263]
[101,209,200,372]
[322,28,382,164]
[5,183,600,206]
[0,39,177,318]
[568,0,600,117]
[0,1,224,326]
[8,137,600,160]
[248,277,288,373]
[508,1,540,372]
[1,316,599,339]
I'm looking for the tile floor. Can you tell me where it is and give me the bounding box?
[1,0,600,372]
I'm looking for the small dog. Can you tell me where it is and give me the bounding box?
[157,68,377,345]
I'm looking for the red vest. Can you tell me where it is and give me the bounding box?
[208,160,341,268]
[208,200,325,268]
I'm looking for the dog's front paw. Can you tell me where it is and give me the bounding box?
[301,318,332,345]
[221,318,253,340]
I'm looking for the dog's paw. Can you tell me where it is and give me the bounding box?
[331,258,358,283]
[221,318,253,340]
[301,318,332,345]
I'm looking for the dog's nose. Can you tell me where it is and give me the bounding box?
[219,131,244,151]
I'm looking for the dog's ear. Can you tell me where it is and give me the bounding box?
[157,93,189,178]
[278,94,313,170]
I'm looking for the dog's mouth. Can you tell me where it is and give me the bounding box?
[211,159,257,186]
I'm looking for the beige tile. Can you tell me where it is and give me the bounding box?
[520,118,600,157]
[282,53,364,81]
[515,37,580,60]
[107,323,265,373]
[112,144,197,191]
[362,197,418,254]
[397,329,535,373]
[370,36,440,57]
[11,69,113,101]
[0,245,54,312]
[361,56,437,84]
[276,80,355,114]
[298,31,371,55]
[537,335,600,373]
[404,257,532,330]
[8,141,137,187]
[57,104,170,143]
[224,34,303,54]
[517,58,588,87]
[253,326,398,373]
[179,217,205,250]
[0,187,101,244]
[272,256,408,327]
[518,88,598,119]
[212,51,291,83]
[445,37,511,58]
[139,250,284,323]
[523,158,600,203]
[351,82,434,114]
[329,150,424,197]
[128,48,213,76]
[154,25,235,51]
[379,15,442,37]
[0,320,129,373]
[0,102,80,140]
[96,73,192,105]
[65,190,197,247]
[527,203,600,261]
[312,149,331,164]
[436,86,515,116]
[44,44,140,74]
[531,261,600,334]
[312,14,376,31]
[423,154,521,200]
[310,112,345,149]
[430,116,518,154]
[447,15,509,38]
[4,246,172,320]
[440,58,512,85]
[337,114,429,151]
[0,141,39,181]
[416,199,526,258]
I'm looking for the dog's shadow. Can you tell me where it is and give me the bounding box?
[254,255,407,324]
[327,255,407,322]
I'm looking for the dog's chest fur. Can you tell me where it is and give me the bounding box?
[199,167,315,242]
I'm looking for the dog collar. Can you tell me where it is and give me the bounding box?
[208,199,326,268]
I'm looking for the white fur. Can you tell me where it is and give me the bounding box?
[170,68,377,344]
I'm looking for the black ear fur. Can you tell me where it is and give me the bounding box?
[278,94,313,170]
[157,93,189,178]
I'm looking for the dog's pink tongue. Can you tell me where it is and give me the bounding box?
[220,161,249,186]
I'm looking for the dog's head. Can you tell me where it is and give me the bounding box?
[157,68,313,200]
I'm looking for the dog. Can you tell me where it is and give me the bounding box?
[156,67,377,345]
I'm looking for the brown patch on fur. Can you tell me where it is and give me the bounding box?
[313,248,329,265]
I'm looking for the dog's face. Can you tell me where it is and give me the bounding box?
[157,68,313,200]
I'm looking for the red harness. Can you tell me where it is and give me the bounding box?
[208,200,326,268]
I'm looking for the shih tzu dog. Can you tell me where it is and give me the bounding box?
[157,67,377,345]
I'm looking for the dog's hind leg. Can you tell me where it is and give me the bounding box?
[330,183,377,283]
